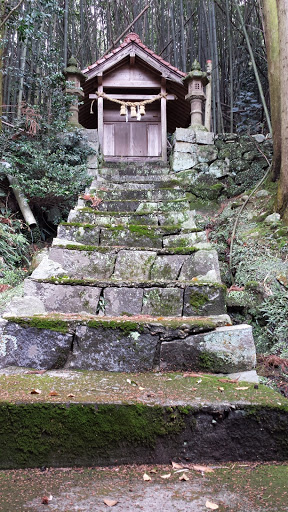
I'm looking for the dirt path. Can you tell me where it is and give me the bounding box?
[0,463,287,512]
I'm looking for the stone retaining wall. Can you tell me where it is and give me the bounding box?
[171,129,273,200]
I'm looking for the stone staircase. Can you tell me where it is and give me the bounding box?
[1,161,256,374]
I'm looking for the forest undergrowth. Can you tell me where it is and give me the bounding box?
[203,178,288,396]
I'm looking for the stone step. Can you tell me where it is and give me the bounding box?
[67,209,197,229]
[86,188,186,202]
[1,366,284,470]
[37,245,217,283]
[97,172,175,183]
[23,274,226,317]
[56,224,205,249]
[94,199,191,213]
[100,162,171,176]
[90,178,180,190]
[1,314,257,375]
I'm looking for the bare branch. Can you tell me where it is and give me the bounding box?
[0,0,25,30]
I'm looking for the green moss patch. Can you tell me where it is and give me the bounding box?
[0,370,287,468]
[6,316,69,333]
[0,402,186,468]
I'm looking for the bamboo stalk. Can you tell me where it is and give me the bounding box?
[234,0,272,134]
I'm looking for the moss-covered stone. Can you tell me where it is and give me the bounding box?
[6,316,69,333]
[0,402,188,468]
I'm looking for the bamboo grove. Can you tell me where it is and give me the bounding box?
[1,0,268,135]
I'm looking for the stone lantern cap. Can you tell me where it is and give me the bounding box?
[63,56,86,82]
[183,60,209,87]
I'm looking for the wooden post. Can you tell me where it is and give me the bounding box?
[97,74,104,150]
[205,60,212,131]
[161,77,167,162]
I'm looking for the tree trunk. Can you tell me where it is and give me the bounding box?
[0,0,5,132]
[276,0,288,222]
[17,36,28,120]
[261,0,281,180]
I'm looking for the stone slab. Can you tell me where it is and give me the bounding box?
[160,324,256,373]
[196,145,218,163]
[100,227,165,249]
[195,131,215,145]
[49,248,117,279]
[171,152,198,172]
[163,231,207,248]
[0,369,287,470]
[24,280,101,315]
[70,325,158,371]
[174,127,197,143]
[103,288,144,316]
[3,295,46,317]
[142,288,183,316]
[183,285,226,316]
[179,249,221,282]
[0,322,72,370]
[113,250,157,280]
[57,224,100,245]
[150,255,189,281]
[220,370,259,384]
[30,255,66,280]
[173,141,199,154]
[209,160,230,178]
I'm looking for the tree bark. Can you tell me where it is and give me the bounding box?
[261,0,281,180]
[276,0,288,222]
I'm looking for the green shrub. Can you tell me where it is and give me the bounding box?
[254,290,288,357]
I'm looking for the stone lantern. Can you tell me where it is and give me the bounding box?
[63,56,86,126]
[183,60,208,128]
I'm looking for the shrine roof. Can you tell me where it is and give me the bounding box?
[82,32,186,79]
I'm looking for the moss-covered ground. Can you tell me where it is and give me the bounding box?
[0,462,287,511]
[0,369,286,408]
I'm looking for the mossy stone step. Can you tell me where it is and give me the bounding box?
[100,163,170,176]
[94,198,191,213]
[97,173,176,183]
[0,368,285,469]
[1,314,256,375]
[57,224,203,249]
[90,188,185,202]
[91,177,179,189]
[24,272,226,317]
[37,245,218,285]
[67,209,197,229]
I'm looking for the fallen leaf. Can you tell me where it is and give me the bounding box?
[126,378,138,386]
[179,473,189,481]
[26,370,46,375]
[235,387,249,390]
[103,498,118,507]
[31,389,41,394]
[206,500,219,510]
[228,285,244,292]
[41,496,49,504]
[160,473,171,479]
[218,387,224,392]
[143,473,151,481]
[49,391,59,396]
[149,469,157,474]
[172,461,183,469]
[192,465,214,473]
[67,393,75,397]
[218,378,239,383]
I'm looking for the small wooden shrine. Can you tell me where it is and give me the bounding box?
[78,33,191,161]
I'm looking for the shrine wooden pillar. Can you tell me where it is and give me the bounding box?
[161,77,167,162]
[97,74,104,150]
